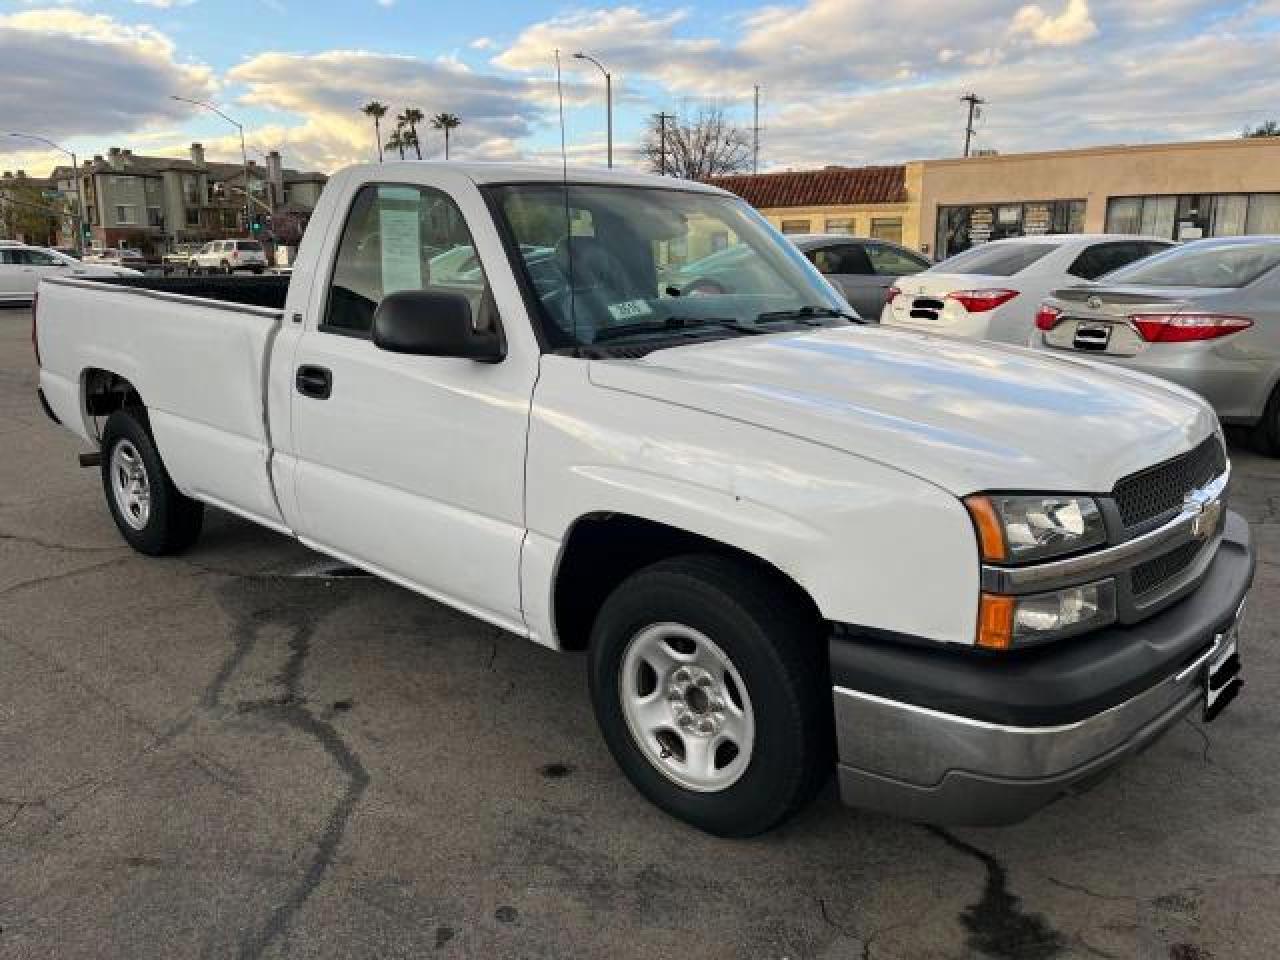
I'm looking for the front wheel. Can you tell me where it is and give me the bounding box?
[588,554,832,837]
[100,409,204,555]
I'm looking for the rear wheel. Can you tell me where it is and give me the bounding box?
[221,260,233,275]
[100,409,204,555]
[1251,383,1280,457]
[588,554,832,837]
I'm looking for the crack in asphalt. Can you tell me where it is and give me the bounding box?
[0,557,123,599]
[926,826,1067,960]
[0,531,126,554]
[205,577,368,960]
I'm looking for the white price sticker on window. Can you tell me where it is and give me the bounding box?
[607,300,654,321]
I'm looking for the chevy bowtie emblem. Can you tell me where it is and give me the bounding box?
[1186,489,1223,541]
[1086,295,1103,310]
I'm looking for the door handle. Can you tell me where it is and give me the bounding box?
[295,365,333,399]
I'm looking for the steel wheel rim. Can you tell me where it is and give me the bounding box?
[109,440,151,531]
[619,622,755,793]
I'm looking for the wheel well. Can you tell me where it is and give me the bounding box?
[82,369,143,440]
[552,513,821,652]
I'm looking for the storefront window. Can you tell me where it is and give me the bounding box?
[870,218,903,243]
[780,219,810,235]
[935,200,1084,258]
[824,217,854,234]
[1107,193,1280,240]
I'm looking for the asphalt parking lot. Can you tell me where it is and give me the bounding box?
[2,303,1279,960]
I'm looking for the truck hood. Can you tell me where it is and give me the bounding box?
[588,325,1217,495]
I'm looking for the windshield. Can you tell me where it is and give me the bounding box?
[935,241,1059,277]
[236,241,263,251]
[489,183,848,348]
[1103,239,1280,288]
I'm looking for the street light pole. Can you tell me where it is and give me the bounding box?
[573,52,612,168]
[170,95,251,233]
[7,132,85,253]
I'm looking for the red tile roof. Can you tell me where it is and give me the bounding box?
[710,165,907,209]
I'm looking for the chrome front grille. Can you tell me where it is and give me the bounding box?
[1130,539,1203,597]
[1113,435,1227,529]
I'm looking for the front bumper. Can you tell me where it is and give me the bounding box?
[831,511,1255,826]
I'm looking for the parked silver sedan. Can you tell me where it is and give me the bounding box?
[1032,236,1280,453]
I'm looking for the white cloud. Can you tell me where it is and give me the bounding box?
[132,0,198,8]
[226,49,549,167]
[0,10,215,141]
[1009,0,1097,45]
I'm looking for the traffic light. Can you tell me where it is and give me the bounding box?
[251,217,262,234]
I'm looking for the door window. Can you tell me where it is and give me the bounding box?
[324,183,494,337]
[1068,242,1171,280]
[808,243,873,275]
[865,243,929,277]
[20,250,60,266]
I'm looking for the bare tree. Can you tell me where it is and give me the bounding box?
[640,103,752,180]
[1243,120,1280,138]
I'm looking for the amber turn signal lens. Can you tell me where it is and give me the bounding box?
[964,495,1007,562]
[977,593,1015,650]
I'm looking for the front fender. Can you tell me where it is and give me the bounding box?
[525,356,981,648]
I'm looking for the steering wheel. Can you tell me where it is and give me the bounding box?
[682,276,729,296]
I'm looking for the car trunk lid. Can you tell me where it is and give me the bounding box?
[1041,285,1231,357]
[884,272,1014,330]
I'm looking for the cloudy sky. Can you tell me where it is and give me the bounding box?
[1,0,1278,178]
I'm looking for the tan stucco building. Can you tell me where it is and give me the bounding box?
[713,137,1280,259]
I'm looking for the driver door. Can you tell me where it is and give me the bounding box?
[287,181,537,632]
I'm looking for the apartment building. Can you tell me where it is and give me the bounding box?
[71,143,327,254]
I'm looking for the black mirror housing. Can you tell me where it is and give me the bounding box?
[372,290,504,362]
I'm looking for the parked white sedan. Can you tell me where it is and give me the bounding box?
[0,244,140,304]
[881,235,1172,344]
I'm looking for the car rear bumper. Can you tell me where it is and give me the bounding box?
[830,511,1254,826]
[1034,338,1275,424]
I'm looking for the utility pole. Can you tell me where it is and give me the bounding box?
[655,112,676,176]
[960,93,985,158]
[752,85,760,174]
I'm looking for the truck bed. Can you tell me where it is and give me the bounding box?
[87,274,291,311]
[36,274,290,532]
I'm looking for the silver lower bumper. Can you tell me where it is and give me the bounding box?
[833,657,1208,826]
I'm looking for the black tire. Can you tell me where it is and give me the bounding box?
[100,408,204,556]
[1251,383,1280,456]
[588,554,832,837]
[221,261,232,276]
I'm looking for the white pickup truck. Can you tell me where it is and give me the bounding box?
[34,163,1254,836]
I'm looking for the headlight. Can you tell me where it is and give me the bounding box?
[978,579,1116,650]
[965,494,1105,564]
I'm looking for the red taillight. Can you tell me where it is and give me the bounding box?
[1034,303,1063,331]
[1130,313,1253,343]
[885,286,902,305]
[947,288,1019,313]
[31,291,40,366]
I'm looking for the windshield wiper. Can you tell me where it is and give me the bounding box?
[756,305,863,324]
[592,316,766,343]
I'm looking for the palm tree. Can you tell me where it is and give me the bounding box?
[385,125,407,160]
[362,101,389,162]
[432,112,461,159]
[398,108,425,159]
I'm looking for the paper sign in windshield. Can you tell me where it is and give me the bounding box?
[379,190,422,295]
[608,299,654,321]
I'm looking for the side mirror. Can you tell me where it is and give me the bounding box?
[372,289,504,362]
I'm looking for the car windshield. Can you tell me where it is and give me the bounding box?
[935,242,1060,276]
[1103,239,1280,288]
[488,183,848,348]
[236,241,262,251]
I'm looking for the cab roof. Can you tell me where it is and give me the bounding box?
[341,160,730,194]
